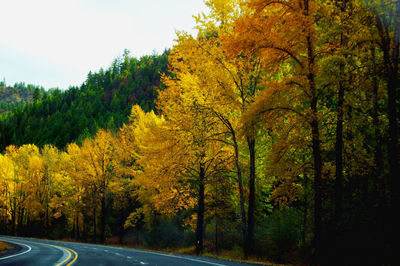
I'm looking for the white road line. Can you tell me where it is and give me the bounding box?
[131,249,227,266]
[126,255,147,265]
[1,237,75,266]
[0,241,32,261]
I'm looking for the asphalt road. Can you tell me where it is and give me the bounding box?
[0,236,263,266]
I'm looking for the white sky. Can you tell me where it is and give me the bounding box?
[0,0,208,90]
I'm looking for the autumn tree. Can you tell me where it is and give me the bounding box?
[164,1,272,256]
[63,143,86,240]
[126,91,233,254]
[0,152,14,233]
[367,1,399,260]
[226,0,330,261]
[79,129,118,243]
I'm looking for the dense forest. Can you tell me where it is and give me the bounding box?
[0,0,399,265]
[0,50,168,150]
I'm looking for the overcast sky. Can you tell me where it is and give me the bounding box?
[0,0,208,90]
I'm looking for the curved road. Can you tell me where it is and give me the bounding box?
[0,236,263,266]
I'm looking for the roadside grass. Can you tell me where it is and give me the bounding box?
[0,241,10,254]
[0,241,9,251]
[200,250,277,265]
[118,244,277,265]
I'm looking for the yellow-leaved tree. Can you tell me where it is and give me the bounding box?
[126,95,233,254]
[76,129,118,243]
[162,0,274,255]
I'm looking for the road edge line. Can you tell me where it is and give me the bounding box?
[131,249,227,266]
[0,239,32,261]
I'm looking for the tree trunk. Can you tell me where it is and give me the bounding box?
[76,213,80,240]
[334,2,346,259]
[17,206,24,235]
[376,11,399,262]
[371,45,383,179]
[334,71,344,233]
[196,163,205,255]
[245,136,256,258]
[92,188,97,242]
[11,198,16,236]
[302,174,308,247]
[311,99,323,264]
[311,100,323,265]
[119,225,124,244]
[387,67,399,265]
[72,213,76,238]
[389,13,399,262]
[231,125,247,250]
[45,201,50,236]
[83,212,88,241]
[100,194,106,243]
[45,170,51,236]
[304,1,323,261]
[215,216,219,255]
[334,0,346,227]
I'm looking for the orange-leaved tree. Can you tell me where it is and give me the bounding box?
[227,0,326,261]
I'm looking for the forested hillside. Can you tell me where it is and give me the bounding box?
[0,82,44,114]
[0,51,168,150]
[0,0,399,265]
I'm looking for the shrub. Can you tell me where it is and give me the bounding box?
[255,207,302,263]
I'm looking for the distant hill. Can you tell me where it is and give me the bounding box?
[0,83,45,114]
[0,50,169,150]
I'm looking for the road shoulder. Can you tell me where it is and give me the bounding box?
[0,241,22,257]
